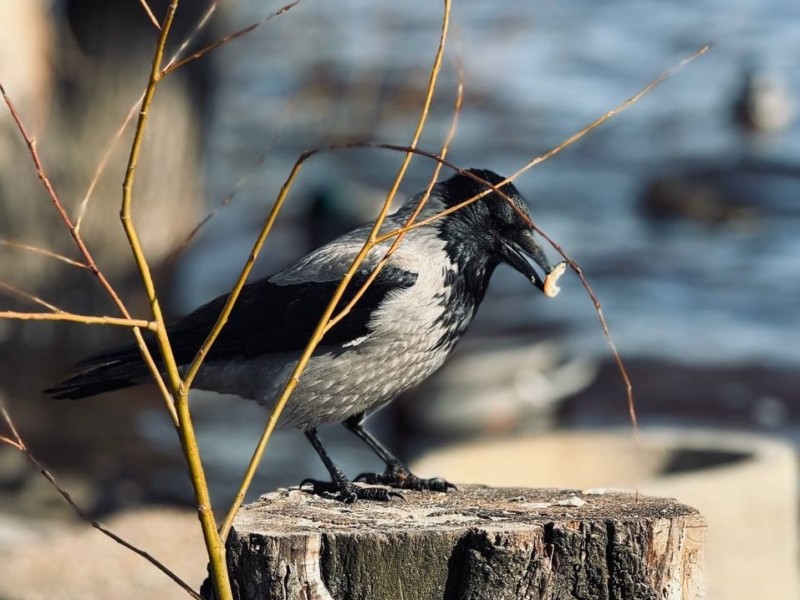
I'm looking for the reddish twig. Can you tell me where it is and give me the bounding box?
[0,81,177,425]
[0,83,127,315]
[0,398,201,599]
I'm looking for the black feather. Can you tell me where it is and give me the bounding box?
[45,265,417,400]
[45,368,142,400]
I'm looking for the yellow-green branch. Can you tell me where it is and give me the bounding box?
[327,63,464,332]
[118,1,231,598]
[218,0,452,541]
[0,311,157,330]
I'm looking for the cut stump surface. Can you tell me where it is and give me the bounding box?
[210,485,705,600]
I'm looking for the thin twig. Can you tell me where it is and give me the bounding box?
[0,311,157,329]
[76,1,217,230]
[218,0,453,541]
[138,0,162,31]
[0,399,201,599]
[162,0,304,76]
[508,44,712,181]
[163,1,218,72]
[0,83,126,314]
[466,45,710,431]
[76,0,298,238]
[75,96,144,231]
[0,434,22,450]
[328,57,465,331]
[0,281,64,313]
[118,1,231,597]
[0,240,88,270]
[523,227,637,429]
[165,111,291,265]
[0,81,176,426]
[364,48,712,240]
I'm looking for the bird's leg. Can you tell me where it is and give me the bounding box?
[344,414,456,493]
[300,428,401,503]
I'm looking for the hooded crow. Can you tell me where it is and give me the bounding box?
[46,169,564,502]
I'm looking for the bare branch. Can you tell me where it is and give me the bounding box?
[0,311,157,330]
[328,55,466,331]
[0,79,174,425]
[74,96,143,231]
[121,2,186,398]
[0,434,22,450]
[218,0,453,541]
[138,0,162,31]
[0,398,201,599]
[0,239,88,270]
[0,82,118,303]
[75,1,216,229]
[0,281,64,313]
[118,0,231,596]
[74,0,297,244]
[163,0,303,76]
[164,1,218,72]
[508,45,712,181]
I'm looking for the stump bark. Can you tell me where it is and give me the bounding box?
[209,485,705,600]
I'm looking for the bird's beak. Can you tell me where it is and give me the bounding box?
[504,230,561,296]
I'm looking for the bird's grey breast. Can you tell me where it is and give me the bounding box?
[195,218,476,429]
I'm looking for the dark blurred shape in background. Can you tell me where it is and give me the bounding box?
[733,64,795,135]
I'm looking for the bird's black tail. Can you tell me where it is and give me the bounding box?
[44,341,155,400]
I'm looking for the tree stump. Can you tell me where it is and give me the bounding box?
[209,485,705,600]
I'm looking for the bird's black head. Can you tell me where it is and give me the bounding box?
[435,168,556,297]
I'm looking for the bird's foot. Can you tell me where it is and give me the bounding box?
[355,461,456,492]
[299,478,403,503]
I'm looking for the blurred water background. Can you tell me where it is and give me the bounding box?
[2,0,800,514]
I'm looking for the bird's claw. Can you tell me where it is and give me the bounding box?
[355,465,456,493]
[299,478,403,503]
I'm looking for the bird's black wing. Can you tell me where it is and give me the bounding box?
[166,264,417,362]
[46,265,416,399]
[93,265,416,365]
